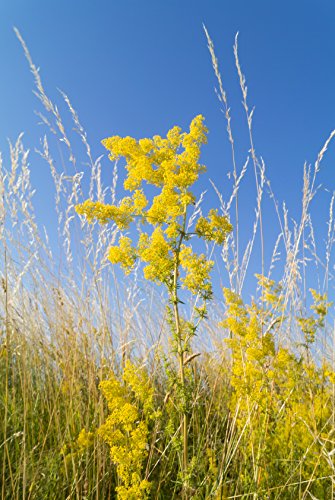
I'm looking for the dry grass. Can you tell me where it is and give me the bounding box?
[0,28,334,499]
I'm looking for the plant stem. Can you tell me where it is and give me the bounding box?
[171,208,188,493]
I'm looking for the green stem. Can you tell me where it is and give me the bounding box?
[171,207,188,493]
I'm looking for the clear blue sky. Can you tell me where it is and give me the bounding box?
[1,0,335,294]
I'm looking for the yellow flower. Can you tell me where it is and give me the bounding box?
[108,236,136,273]
[76,428,94,451]
[196,209,232,245]
[138,228,174,284]
[98,363,155,499]
[180,244,213,298]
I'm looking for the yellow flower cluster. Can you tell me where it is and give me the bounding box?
[255,273,283,309]
[138,228,174,284]
[196,209,233,245]
[60,428,95,467]
[220,278,334,490]
[310,288,332,325]
[146,187,184,225]
[108,236,137,274]
[220,288,248,337]
[101,115,207,192]
[122,361,159,419]
[98,361,156,499]
[297,288,332,346]
[179,245,213,299]
[75,116,232,302]
[76,428,94,451]
[76,117,233,481]
[222,287,275,409]
[76,198,134,229]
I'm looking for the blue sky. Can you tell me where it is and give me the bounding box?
[1,0,335,295]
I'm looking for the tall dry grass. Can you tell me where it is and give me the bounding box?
[0,28,334,498]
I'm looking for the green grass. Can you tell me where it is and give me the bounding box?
[0,29,334,499]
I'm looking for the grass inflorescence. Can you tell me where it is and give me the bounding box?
[0,28,335,499]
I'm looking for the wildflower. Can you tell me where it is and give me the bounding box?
[98,363,155,499]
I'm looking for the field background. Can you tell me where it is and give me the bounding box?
[1,1,335,498]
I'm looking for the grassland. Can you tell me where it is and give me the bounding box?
[0,30,334,499]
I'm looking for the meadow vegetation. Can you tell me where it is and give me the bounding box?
[0,29,335,499]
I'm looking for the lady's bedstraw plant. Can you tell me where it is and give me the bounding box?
[221,281,334,494]
[76,115,232,490]
[97,361,156,499]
